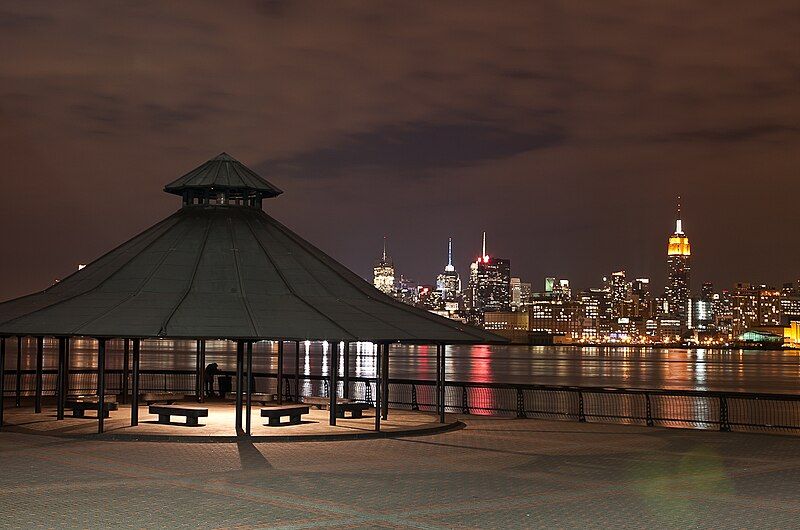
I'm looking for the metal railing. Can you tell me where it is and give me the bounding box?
[4,370,800,434]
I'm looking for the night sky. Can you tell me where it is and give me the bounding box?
[1,1,799,302]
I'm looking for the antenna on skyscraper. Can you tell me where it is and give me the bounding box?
[446,237,455,272]
[482,231,488,260]
[675,196,683,234]
[382,235,387,261]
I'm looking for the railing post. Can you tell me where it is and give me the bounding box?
[461,384,470,414]
[516,387,526,418]
[122,339,130,404]
[719,396,731,432]
[577,390,586,422]
[411,383,419,411]
[645,392,654,427]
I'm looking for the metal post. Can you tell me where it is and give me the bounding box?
[245,342,253,436]
[277,341,284,405]
[15,337,21,407]
[374,343,382,432]
[56,337,65,420]
[235,340,244,435]
[0,337,5,429]
[329,341,338,426]
[97,339,106,434]
[195,339,201,401]
[198,340,206,403]
[435,344,441,418]
[342,341,350,399]
[440,344,446,423]
[381,342,389,420]
[131,339,140,426]
[294,340,300,402]
[63,338,70,407]
[34,336,44,413]
[122,339,130,404]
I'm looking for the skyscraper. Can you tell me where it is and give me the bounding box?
[373,236,395,294]
[466,232,511,322]
[666,198,691,329]
[436,237,462,302]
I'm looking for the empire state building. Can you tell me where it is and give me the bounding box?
[666,199,691,328]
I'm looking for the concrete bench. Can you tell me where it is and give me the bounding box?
[250,393,278,405]
[302,396,352,410]
[142,392,184,405]
[149,404,208,426]
[336,402,371,419]
[261,405,309,426]
[67,400,119,418]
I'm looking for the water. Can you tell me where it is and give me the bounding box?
[6,338,800,395]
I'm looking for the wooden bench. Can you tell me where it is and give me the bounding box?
[336,402,371,419]
[142,392,184,405]
[67,400,119,418]
[261,405,309,426]
[149,404,208,426]
[302,396,352,410]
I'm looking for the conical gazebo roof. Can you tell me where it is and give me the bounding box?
[0,153,503,344]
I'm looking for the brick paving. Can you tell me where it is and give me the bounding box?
[0,416,798,528]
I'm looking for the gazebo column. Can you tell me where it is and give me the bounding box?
[0,337,6,429]
[34,336,43,413]
[374,343,382,432]
[198,340,206,403]
[63,338,71,407]
[195,339,201,402]
[97,338,107,434]
[381,342,389,420]
[294,341,300,402]
[15,337,21,407]
[245,342,253,436]
[131,339,140,426]
[56,337,66,420]
[277,341,284,405]
[122,339,130,405]
[342,341,350,399]
[235,340,244,435]
[329,341,338,426]
[435,344,441,420]
[439,344,447,423]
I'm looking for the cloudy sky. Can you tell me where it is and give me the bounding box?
[1,1,798,301]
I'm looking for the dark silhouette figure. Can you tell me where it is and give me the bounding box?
[204,363,220,397]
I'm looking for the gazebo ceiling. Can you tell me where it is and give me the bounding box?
[0,153,504,344]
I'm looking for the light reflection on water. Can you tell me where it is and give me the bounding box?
[4,337,800,394]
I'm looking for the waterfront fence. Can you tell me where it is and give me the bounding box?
[4,369,800,434]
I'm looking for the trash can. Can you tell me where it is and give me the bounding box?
[218,375,232,398]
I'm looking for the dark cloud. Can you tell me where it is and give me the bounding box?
[0,1,798,301]
[260,121,565,179]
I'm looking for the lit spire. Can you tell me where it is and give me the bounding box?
[445,237,455,272]
[482,231,488,261]
[675,196,683,234]
[382,236,387,261]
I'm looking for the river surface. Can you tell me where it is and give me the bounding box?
[6,338,800,395]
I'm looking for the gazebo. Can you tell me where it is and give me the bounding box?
[0,153,503,435]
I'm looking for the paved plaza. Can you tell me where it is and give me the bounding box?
[0,416,798,529]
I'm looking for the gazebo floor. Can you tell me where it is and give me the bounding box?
[0,400,462,441]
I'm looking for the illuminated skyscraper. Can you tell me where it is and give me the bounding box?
[666,198,691,329]
[466,232,511,322]
[373,236,395,294]
[436,237,462,302]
